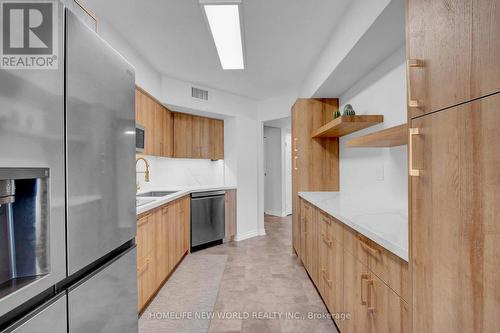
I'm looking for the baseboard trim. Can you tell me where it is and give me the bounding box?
[265,210,286,217]
[235,229,261,241]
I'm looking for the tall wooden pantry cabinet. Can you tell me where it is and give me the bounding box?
[407,0,500,331]
[291,99,340,259]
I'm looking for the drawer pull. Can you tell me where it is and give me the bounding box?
[137,258,149,274]
[293,156,298,170]
[360,273,370,305]
[321,269,332,287]
[358,238,380,257]
[406,59,424,108]
[367,279,375,313]
[321,233,333,248]
[138,216,150,227]
[321,215,331,225]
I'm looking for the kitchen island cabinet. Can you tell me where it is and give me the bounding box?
[297,196,409,332]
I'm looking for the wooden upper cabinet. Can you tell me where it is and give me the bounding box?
[173,113,224,160]
[406,0,500,118]
[410,93,500,332]
[135,88,173,157]
[191,116,211,159]
[135,89,155,156]
[210,119,224,160]
[173,113,194,158]
[136,89,224,160]
[157,103,173,157]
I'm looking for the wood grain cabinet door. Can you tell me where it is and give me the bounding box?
[410,93,500,332]
[406,0,500,118]
[173,113,194,158]
[135,89,155,155]
[210,119,224,160]
[224,189,236,241]
[366,272,409,333]
[161,107,173,157]
[153,104,164,156]
[343,251,371,333]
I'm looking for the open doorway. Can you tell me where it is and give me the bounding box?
[263,117,292,217]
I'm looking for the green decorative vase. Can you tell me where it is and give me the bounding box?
[343,104,356,116]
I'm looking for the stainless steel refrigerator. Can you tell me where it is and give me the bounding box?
[0,2,137,332]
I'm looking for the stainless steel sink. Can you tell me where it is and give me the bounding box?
[136,191,178,198]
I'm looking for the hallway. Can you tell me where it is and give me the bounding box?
[203,215,338,332]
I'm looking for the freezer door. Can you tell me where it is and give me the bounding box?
[68,247,137,333]
[0,1,66,316]
[3,295,67,333]
[66,9,136,275]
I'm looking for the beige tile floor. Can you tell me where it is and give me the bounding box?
[201,215,339,333]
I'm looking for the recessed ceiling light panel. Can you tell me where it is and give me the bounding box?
[200,0,245,70]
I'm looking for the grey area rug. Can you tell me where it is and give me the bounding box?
[139,254,228,333]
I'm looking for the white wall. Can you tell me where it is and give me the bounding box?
[257,90,297,122]
[300,0,392,98]
[234,117,262,239]
[264,126,283,216]
[338,47,407,209]
[97,21,162,100]
[159,75,264,240]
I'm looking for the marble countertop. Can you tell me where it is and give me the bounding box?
[136,185,236,215]
[298,192,408,262]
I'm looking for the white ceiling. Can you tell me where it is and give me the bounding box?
[83,0,350,100]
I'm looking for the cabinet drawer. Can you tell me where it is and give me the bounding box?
[344,226,409,302]
[319,231,344,327]
[343,250,409,333]
[318,210,343,247]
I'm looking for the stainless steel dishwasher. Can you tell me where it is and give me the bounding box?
[190,191,226,250]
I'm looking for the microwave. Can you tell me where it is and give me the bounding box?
[136,124,145,153]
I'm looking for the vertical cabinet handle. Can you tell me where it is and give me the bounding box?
[406,59,424,108]
[293,138,298,152]
[360,273,370,305]
[294,156,298,170]
[409,128,420,177]
[321,269,332,287]
[321,233,333,248]
[367,280,375,313]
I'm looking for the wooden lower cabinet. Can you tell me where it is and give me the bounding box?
[136,196,190,313]
[343,250,409,333]
[299,200,313,274]
[318,211,344,329]
[224,189,237,241]
[137,212,156,311]
[298,198,409,332]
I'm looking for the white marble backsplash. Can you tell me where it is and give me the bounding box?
[136,155,225,189]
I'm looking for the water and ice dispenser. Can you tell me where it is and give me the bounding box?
[0,169,50,297]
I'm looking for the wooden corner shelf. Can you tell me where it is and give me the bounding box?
[346,123,408,148]
[311,115,384,138]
